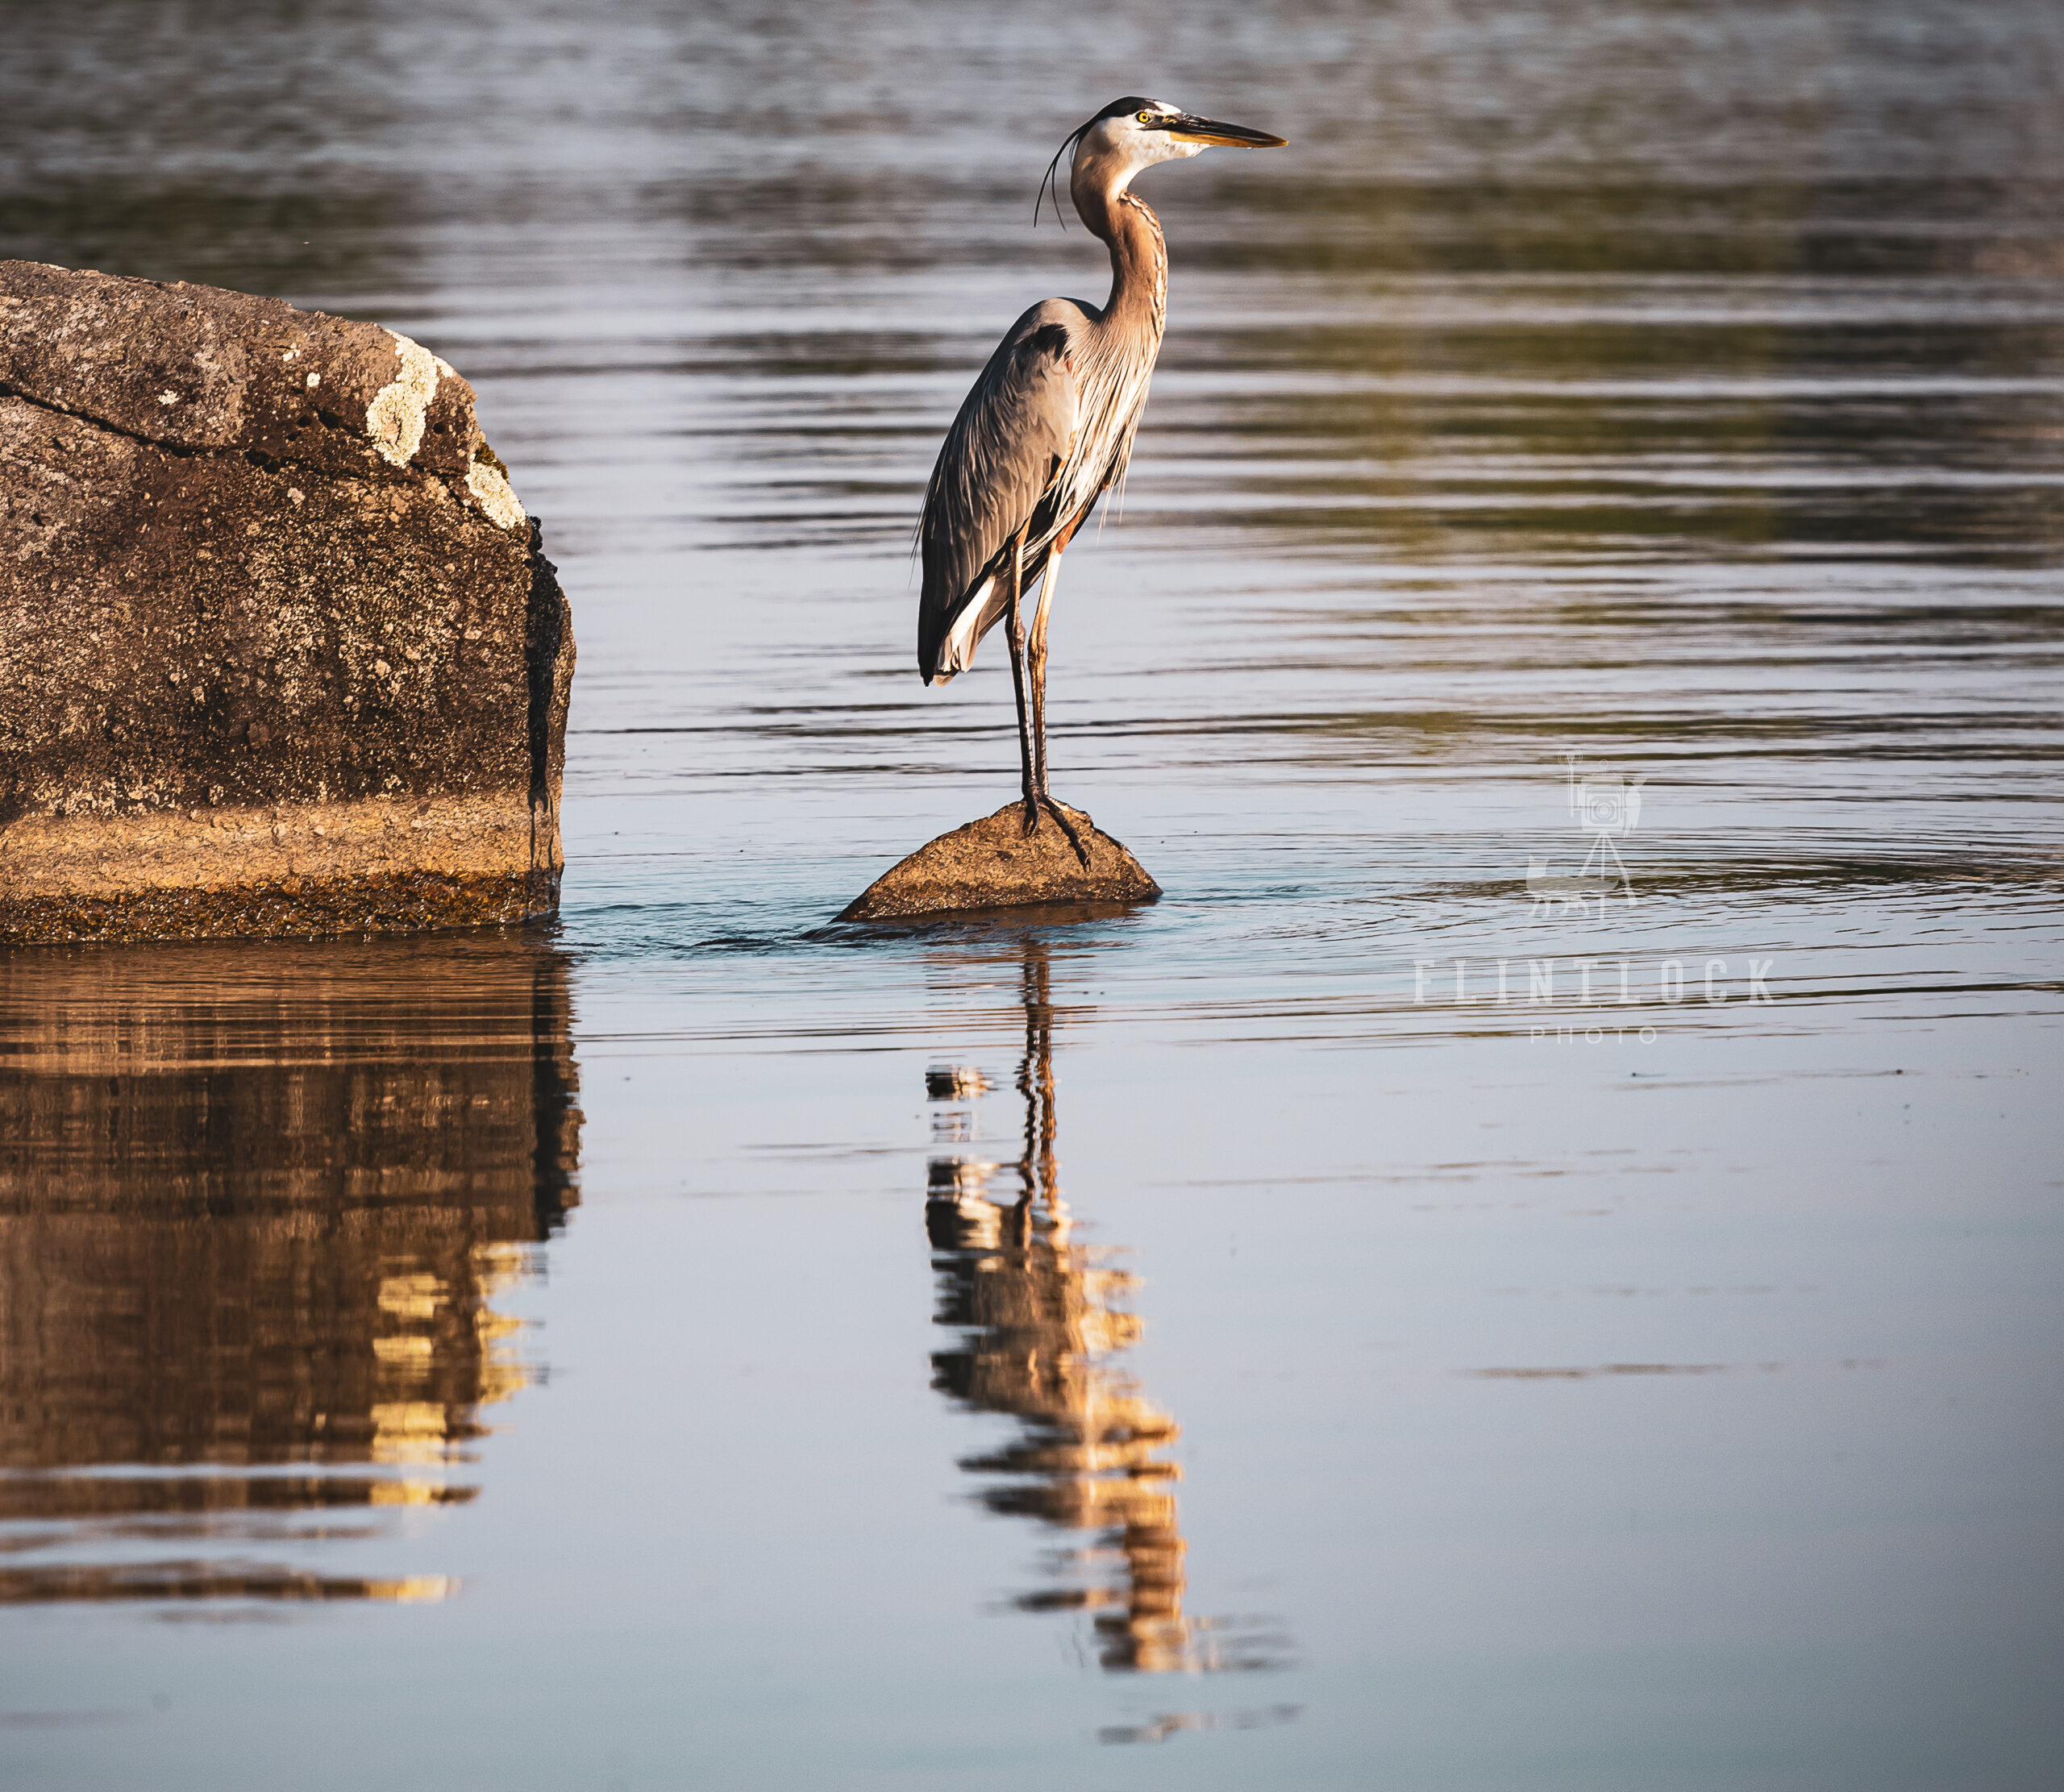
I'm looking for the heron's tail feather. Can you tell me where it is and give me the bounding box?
[923,577,1003,683]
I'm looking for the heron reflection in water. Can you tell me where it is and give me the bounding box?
[925,940,1284,1674]
[916,99,1285,858]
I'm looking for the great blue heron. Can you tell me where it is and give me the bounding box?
[916,97,1286,859]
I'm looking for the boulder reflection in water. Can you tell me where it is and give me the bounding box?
[926,939,1286,1674]
[0,931,581,1608]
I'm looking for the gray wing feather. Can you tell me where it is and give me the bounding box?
[918,301,1084,680]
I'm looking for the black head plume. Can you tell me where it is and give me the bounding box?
[1033,96,1160,231]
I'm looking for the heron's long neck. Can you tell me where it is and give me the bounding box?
[1076,180,1167,349]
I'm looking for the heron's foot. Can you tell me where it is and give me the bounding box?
[1020,792,1092,867]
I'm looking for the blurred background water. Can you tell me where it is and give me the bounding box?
[2,2,2061,1787]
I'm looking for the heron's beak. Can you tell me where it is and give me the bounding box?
[1159,114,1287,149]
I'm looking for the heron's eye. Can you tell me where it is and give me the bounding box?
[1136,110,1155,124]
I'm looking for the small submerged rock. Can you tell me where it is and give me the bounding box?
[838,800,1159,921]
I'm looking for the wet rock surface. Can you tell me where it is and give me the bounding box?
[0,260,572,943]
[838,800,1160,921]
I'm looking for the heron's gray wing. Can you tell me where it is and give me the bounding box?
[918,301,1083,681]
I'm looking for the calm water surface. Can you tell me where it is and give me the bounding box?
[2,2,2062,1786]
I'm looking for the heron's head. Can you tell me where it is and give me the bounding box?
[1041,96,1286,222]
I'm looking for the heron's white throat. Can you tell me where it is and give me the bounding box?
[1074,109,1207,201]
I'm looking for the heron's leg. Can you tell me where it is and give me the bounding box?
[1027,551,1059,796]
[1025,551,1089,866]
[1002,530,1038,828]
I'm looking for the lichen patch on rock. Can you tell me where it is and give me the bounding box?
[364,331,443,468]
[465,455,527,531]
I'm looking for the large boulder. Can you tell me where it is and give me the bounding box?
[0,260,574,944]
